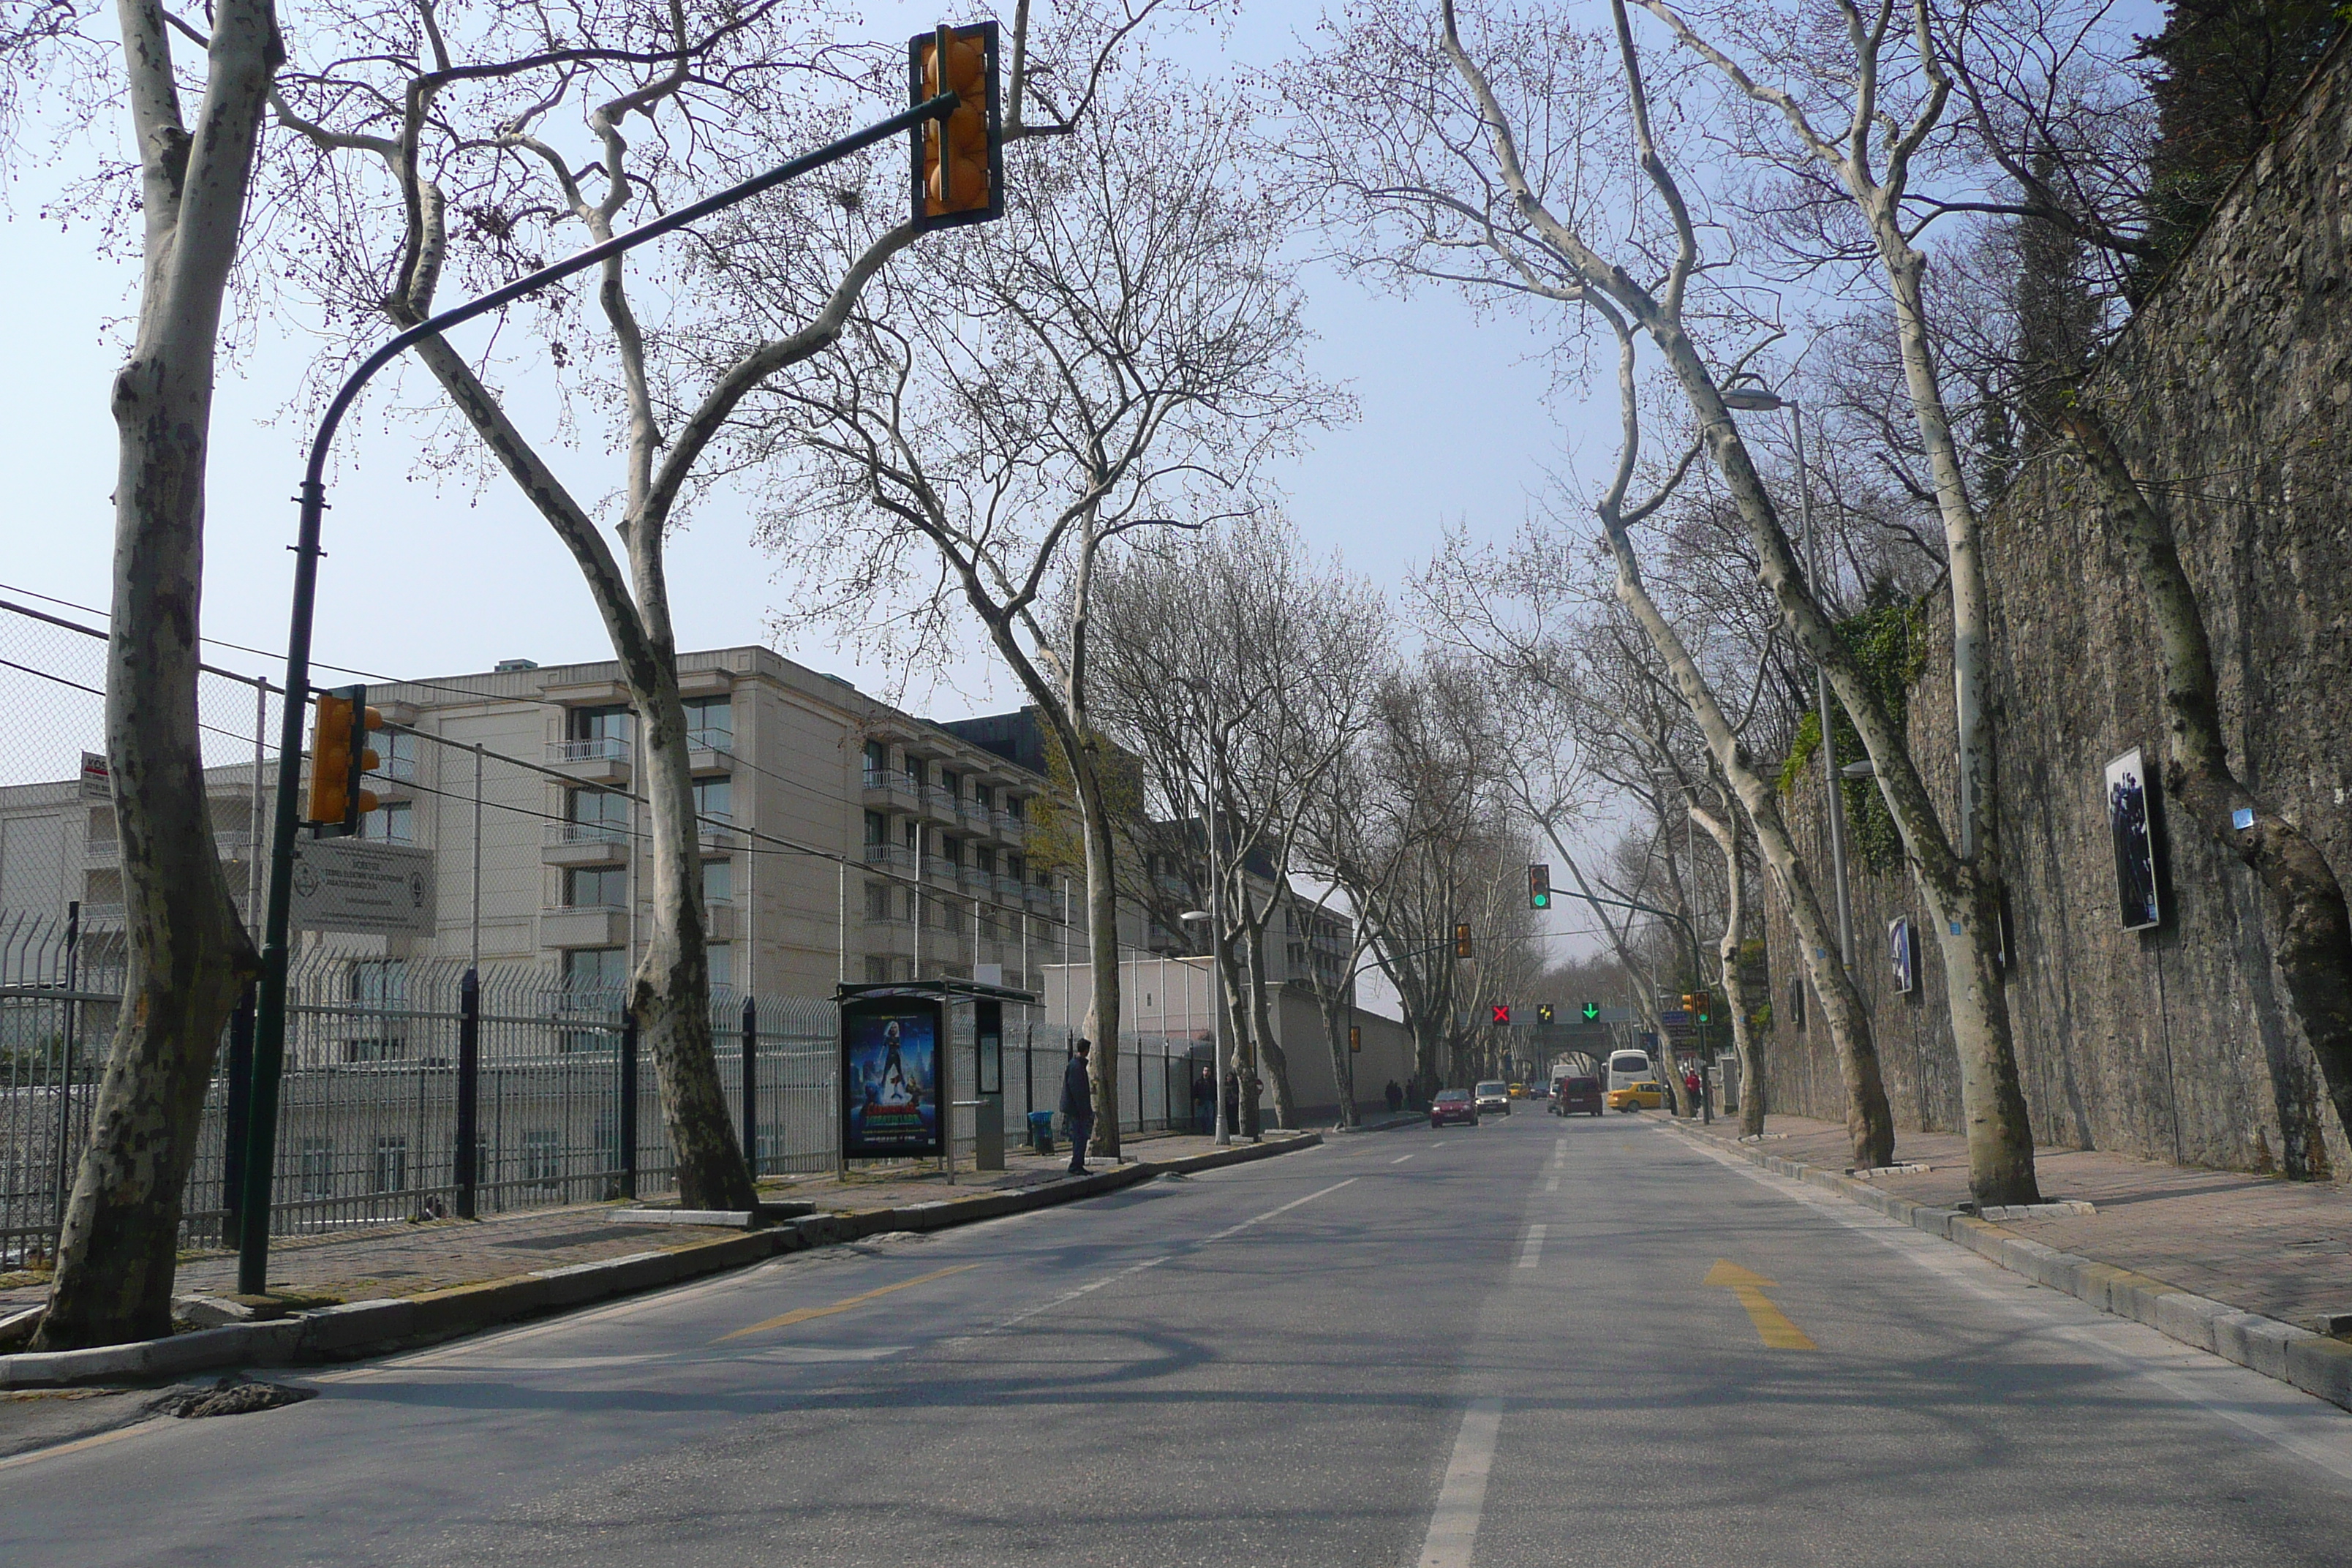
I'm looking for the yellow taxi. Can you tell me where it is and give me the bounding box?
[1607,1079,1666,1112]
[1507,1082,1527,1099]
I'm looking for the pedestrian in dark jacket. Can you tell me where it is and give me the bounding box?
[1061,1040,1095,1175]
[1192,1067,1216,1134]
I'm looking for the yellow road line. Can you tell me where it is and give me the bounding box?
[1703,1259,1817,1350]
[717,1262,981,1343]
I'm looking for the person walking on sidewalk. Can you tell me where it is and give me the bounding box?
[1193,1066,1216,1134]
[1062,1039,1096,1176]
[1384,1079,1403,1115]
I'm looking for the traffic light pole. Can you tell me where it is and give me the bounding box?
[235,88,965,1297]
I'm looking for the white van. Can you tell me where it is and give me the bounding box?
[1605,1049,1655,1092]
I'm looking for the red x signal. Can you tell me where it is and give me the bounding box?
[1492,1004,1511,1025]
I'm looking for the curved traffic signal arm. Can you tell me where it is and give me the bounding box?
[304,684,382,837]
[911,21,1001,230]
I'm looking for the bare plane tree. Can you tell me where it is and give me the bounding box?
[754,75,1340,1158]
[32,0,281,1350]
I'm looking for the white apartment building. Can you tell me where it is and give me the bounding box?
[0,644,1089,1000]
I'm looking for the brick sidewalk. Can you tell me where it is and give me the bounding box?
[0,1125,1286,1313]
[1666,1109,2352,1330]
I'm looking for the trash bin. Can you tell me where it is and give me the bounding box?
[1028,1110,1055,1155]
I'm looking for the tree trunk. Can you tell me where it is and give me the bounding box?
[1690,800,1765,1139]
[1593,510,1895,1165]
[1243,923,1295,1128]
[1319,995,1360,1128]
[35,0,277,1352]
[1077,761,1123,1158]
[2062,406,2352,1145]
[631,667,754,1210]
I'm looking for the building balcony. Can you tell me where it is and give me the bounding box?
[1025,881,1059,915]
[860,769,919,813]
[541,905,627,948]
[862,842,915,873]
[992,810,1027,844]
[862,919,916,959]
[543,821,630,866]
[696,815,739,851]
[994,874,1026,906]
[547,736,632,785]
[921,853,957,881]
[956,795,992,834]
[957,863,993,897]
[687,739,732,775]
[916,783,960,825]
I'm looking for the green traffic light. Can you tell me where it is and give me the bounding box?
[1582,1000,1599,1021]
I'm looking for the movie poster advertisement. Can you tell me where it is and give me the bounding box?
[2106,747,2163,932]
[842,997,942,1158]
[1888,917,1917,995]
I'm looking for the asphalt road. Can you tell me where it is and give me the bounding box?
[7,1109,2352,1566]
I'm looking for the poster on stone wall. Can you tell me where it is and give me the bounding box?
[2105,747,2163,932]
[1888,918,1916,995]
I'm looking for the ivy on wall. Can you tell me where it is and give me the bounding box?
[1776,600,1931,872]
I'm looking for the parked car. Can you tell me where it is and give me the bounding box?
[1607,1080,1666,1112]
[1474,1080,1512,1115]
[1430,1088,1479,1128]
[1550,1075,1604,1117]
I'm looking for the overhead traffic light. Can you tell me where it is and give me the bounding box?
[1491,1003,1511,1026]
[1537,1003,1555,1025]
[910,22,1001,230]
[1454,922,1472,958]
[1527,862,1550,910]
[306,685,382,836]
[1582,1000,1601,1022]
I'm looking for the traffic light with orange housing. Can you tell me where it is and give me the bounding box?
[306,685,382,836]
[1454,922,1473,958]
[1681,990,1713,1025]
[911,22,1002,230]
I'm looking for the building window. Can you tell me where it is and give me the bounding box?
[568,787,630,839]
[350,958,407,1009]
[864,809,889,845]
[1008,853,1025,880]
[570,704,631,743]
[866,881,895,921]
[976,846,996,875]
[974,782,992,810]
[563,946,629,998]
[383,728,421,782]
[684,695,734,751]
[906,757,927,787]
[693,775,731,824]
[941,834,961,866]
[701,858,733,905]
[373,1136,409,1195]
[566,866,627,908]
[709,943,733,990]
[941,767,960,800]
[864,739,889,779]
[361,799,414,843]
[1006,795,1025,822]
[864,956,893,984]
[298,1138,335,1201]
[903,819,919,850]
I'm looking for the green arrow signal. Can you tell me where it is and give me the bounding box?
[1582,1001,1599,1021]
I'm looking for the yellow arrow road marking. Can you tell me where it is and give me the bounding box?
[1705,1259,1816,1349]
[718,1262,981,1342]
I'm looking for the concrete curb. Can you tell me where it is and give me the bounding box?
[0,1132,1324,1389]
[1663,1120,2352,1413]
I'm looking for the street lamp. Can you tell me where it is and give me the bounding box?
[1177,910,1229,1146]
[235,85,970,1297]
[1722,385,1856,973]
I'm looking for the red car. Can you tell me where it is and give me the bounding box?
[1550,1075,1604,1117]
[1429,1088,1479,1128]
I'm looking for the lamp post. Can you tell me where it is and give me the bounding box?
[1722,387,1855,972]
[235,87,966,1297]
